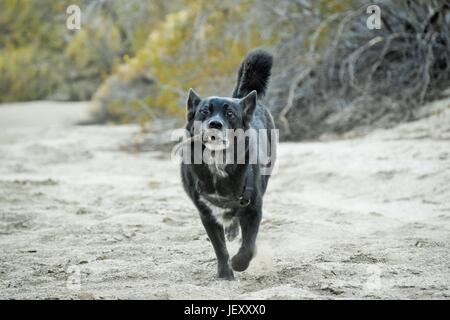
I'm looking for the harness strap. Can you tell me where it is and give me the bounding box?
[238,166,254,207]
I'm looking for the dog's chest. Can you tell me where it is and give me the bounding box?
[199,193,233,226]
[197,160,236,225]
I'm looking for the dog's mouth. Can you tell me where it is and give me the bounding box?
[203,133,230,151]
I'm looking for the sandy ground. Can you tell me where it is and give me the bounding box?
[0,100,449,300]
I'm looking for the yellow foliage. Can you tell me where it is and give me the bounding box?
[0,0,171,102]
[0,45,62,101]
[99,0,274,121]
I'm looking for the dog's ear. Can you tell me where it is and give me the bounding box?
[240,90,257,125]
[186,88,201,121]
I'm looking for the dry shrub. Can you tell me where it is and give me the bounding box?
[272,0,450,140]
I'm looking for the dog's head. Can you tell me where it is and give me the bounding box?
[186,89,257,150]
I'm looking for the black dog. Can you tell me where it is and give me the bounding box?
[181,49,276,280]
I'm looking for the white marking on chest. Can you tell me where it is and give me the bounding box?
[199,194,233,226]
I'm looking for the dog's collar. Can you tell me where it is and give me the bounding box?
[196,166,254,208]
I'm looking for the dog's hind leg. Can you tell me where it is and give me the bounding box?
[199,211,234,280]
[231,206,262,272]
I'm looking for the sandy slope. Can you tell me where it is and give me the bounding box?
[0,100,449,299]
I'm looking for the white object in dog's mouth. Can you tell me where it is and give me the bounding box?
[203,136,229,150]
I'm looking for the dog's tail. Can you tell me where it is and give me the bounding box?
[232,49,273,99]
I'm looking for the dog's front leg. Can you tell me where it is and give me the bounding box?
[199,211,234,280]
[231,206,262,272]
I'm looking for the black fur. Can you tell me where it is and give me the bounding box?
[181,49,276,280]
[232,48,273,99]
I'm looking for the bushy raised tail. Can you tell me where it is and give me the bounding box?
[232,49,273,99]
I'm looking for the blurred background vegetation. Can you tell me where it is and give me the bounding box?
[0,0,449,140]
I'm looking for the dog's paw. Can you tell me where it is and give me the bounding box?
[231,250,253,272]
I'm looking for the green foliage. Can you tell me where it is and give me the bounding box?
[0,0,65,101]
[0,0,171,102]
[94,0,275,122]
[0,45,59,101]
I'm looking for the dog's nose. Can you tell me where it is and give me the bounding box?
[208,120,223,130]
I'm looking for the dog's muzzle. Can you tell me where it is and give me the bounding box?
[203,128,229,150]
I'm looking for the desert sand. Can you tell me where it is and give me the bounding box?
[0,99,449,299]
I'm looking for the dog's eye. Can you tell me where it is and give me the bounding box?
[200,109,209,116]
[225,110,234,118]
